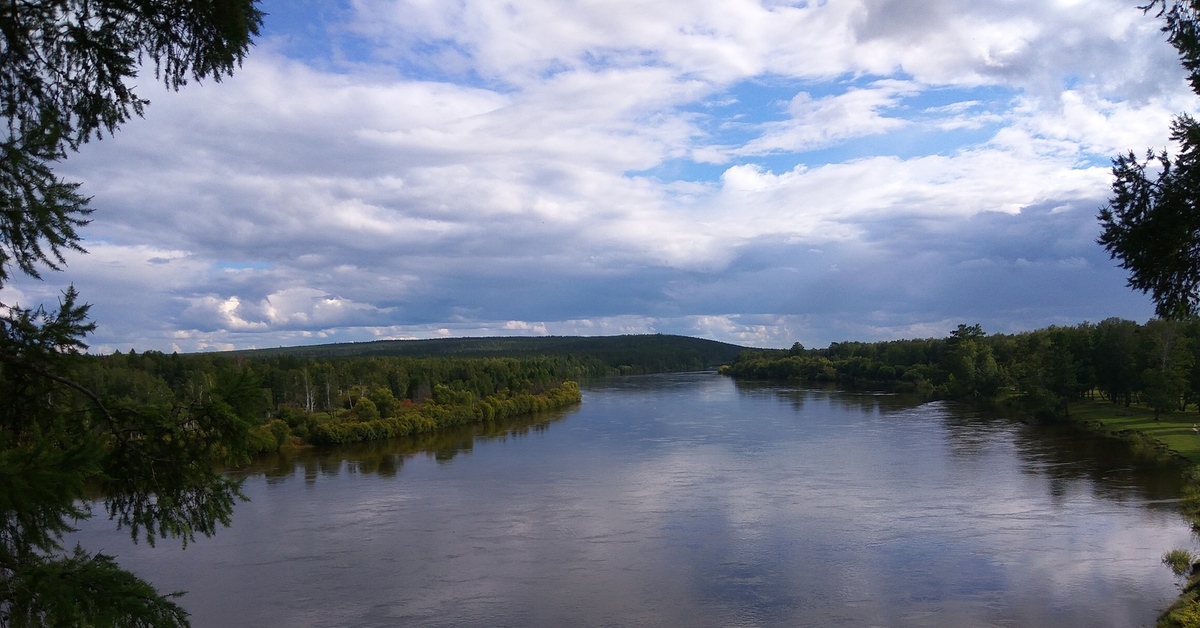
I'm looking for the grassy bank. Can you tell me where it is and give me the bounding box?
[1063,401,1200,465]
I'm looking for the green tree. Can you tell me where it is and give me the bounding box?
[369,386,399,418]
[942,324,1005,399]
[1099,1,1200,318]
[1139,318,1194,418]
[0,1,263,625]
[1092,318,1140,406]
[1007,329,1088,418]
[1042,331,1084,417]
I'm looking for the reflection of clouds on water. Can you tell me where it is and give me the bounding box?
[69,373,1188,627]
[606,416,1186,626]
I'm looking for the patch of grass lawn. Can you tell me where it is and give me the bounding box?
[1070,400,1200,464]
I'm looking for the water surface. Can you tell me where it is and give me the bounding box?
[75,372,1193,627]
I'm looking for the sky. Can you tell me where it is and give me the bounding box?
[5,0,1198,353]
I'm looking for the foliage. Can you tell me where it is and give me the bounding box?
[73,351,589,450]
[1100,115,1200,319]
[1162,477,1200,627]
[723,318,1200,626]
[1166,548,1196,578]
[1099,9,1200,619]
[1094,318,1141,406]
[720,318,1200,421]
[225,333,747,373]
[1099,1,1200,319]
[0,0,262,284]
[0,1,263,625]
[309,382,581,446]
[1161,602,1200,628]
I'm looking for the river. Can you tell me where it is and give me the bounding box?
[73,372,1194,627]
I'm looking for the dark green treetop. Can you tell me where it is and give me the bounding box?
[1099,1,1200,318]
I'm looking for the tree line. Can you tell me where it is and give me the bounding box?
[721,319,1200,420]
[226,333,746,374]
[75,350,606,453]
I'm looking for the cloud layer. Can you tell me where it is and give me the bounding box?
[6,0,1194,351]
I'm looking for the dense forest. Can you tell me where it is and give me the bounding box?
[722,319,1200,420]
[80,321,1200,458]
[75,351,590,454]
[226,333,746,374]
[72,334,742,456]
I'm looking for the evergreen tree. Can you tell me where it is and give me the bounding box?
[1100,1,1200,318]
[0,2,263,625]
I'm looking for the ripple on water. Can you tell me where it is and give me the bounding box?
[69,373,1191,627]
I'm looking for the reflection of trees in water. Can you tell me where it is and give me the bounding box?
[735,379,1185,506]
[241,405,578,483]
[938,407,1186,505]
[731,379,926,416]
[1019,422,1184,505]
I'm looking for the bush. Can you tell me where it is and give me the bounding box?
[1166,549,1196,578]
[307,382,581,446]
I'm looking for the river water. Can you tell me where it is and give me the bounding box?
[74,372,1194,627]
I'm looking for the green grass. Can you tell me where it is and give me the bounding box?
[1068,399,1200,463]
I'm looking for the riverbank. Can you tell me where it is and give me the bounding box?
[1040,400,1200,627]
[1055,401,1200,465]
[73,373,1183,627]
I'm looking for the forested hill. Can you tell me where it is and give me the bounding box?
[227,334,748,374]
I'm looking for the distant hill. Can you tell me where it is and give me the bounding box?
[228,334,751,373]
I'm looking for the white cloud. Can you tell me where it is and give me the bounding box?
[348,0,1181,100]
[182,288,389,333]
[716,80,918,158]
[18,0,1191,351]
[1015,88,1193,156]
[707,146,1112,247]
[348,0,865,84]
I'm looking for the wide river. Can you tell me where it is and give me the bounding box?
[76,372,1194,627]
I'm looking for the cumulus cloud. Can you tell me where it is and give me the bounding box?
[181,287,389,333]
[14,0,1193,351]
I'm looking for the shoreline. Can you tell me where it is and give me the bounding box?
[993,398,1200,627]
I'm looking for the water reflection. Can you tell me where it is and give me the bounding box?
[241,405,578,484]
[71,372,1190,628]
[732,379,917,415]
[739,380,1187,507]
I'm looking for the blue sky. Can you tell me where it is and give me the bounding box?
[5,0,1198,352]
